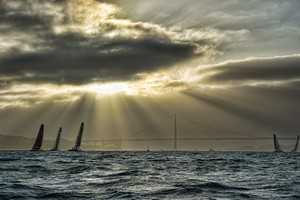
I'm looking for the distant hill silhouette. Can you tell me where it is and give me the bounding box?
[0,134,73,150]
[1,134,297,151]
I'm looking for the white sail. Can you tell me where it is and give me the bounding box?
[273,134,282,152]
[292,136,299,152]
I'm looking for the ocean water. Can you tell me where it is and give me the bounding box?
[0,151,299,200]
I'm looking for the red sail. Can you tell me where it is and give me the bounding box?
[31,124,44,151]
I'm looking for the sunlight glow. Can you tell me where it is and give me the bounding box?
[87,83,130,95]
[0,72,188,108]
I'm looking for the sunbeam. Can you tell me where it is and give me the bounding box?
[0,0,300,151]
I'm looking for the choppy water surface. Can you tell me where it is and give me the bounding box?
[0,151,299,199]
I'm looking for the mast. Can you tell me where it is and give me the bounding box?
[51,127,62,151]
[174,114,177,151]
[292,135,299,152]
[31,124,44,151]
[273,134,282,152]
[69,122,84,151]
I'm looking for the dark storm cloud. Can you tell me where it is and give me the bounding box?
[198,55,300,85]
[0,0,63,30]
[0,9,51,31]
[0,36,196,84]
[0,0,204,85]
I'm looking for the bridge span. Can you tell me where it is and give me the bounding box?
[80,114,297,149]
[81,137,296,148]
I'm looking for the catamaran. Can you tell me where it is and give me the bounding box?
[50,127,62,151]
[291,135,299,152]
[273,134,282,152]
[68,122,84,151]
[31,124,44,151]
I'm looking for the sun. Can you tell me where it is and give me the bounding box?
[87,83,130,95]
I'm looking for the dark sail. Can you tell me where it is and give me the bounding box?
[273,134,282,152]
[50,127,62,151]
[69,122,84,151]
[31,124,44,151]
[292,135,299,152]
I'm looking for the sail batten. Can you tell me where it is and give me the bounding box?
[273,134,282,152]
[69,122,84,151]
[51,127,62,151]
[31,124,44,151]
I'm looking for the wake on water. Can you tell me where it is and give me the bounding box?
[0,151,299,199]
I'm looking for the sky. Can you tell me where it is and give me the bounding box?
[0,0,300,150]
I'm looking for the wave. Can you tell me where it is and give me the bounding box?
[106,169,141,177]
[0,157,20,162]
[54,160,73,164]
[106,190,137,199]
[39,192,94,199]
[86,180,121,187]
[26,165,50,173]
[0,151,299,199]
[68,165,92,174]
[148,182,251,198]
[174,182,250,191]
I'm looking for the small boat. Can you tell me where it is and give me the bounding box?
[31,124,44,151]
[146,147,150,152]
[68,122,84,152]
[291,135,299,152]
[50,127,62,151]
[273,134,282,152]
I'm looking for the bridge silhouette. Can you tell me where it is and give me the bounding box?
[81,114,296,150]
